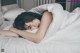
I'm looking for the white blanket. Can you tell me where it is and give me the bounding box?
[0,3,80,53]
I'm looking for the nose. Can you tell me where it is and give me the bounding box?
[31,23,36,27]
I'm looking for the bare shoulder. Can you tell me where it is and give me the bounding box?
[42,11,53,20]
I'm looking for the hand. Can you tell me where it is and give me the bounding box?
[0,29,19,37]
[5,30,19,37]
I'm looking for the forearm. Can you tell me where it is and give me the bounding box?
[14,29,38,42]
[9,11,52,43]
[0,30,18,37]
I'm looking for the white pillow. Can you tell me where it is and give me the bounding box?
[72,7,80,13]
[2,4,19,13]
[3,8,26,21]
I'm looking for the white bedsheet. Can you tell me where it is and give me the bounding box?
[0,3,80,53]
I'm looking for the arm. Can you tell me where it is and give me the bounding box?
[0,30,18,37]
[10,11,53,43]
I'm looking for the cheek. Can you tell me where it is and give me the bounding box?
[35,20,40,24]
[35,22,40,27]
[32,20,40,27]
[37,21,40,25]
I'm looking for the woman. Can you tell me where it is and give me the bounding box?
[13,12,42,30]
[0,5,53,43]
[11,10,52,43]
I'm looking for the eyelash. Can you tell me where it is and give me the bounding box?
[27,26,31,30]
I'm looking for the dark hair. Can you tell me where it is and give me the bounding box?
[13,12,42,30]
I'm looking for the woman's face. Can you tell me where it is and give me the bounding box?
[25,19,40,30]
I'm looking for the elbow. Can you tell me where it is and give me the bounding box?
[33,39,41,44]
[34,40,41,44]
[33,37,42,44]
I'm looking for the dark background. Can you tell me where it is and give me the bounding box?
[55,0,66,10]
[1,0,17,6]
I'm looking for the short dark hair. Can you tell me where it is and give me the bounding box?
[13,12,42,30]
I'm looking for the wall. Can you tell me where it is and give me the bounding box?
[20,0,55,11]
[20,0,35,11]
[66,1,80,12]
[1,0,17,6]
[0,0,1,11]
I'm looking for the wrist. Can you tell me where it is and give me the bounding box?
[10,28,18,33]
[13,29,21,35]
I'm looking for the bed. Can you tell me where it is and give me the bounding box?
[0,0,26,29]
[0,1,80,53]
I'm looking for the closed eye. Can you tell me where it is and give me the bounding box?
[28,26,31,29]
[25,25,31,30]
